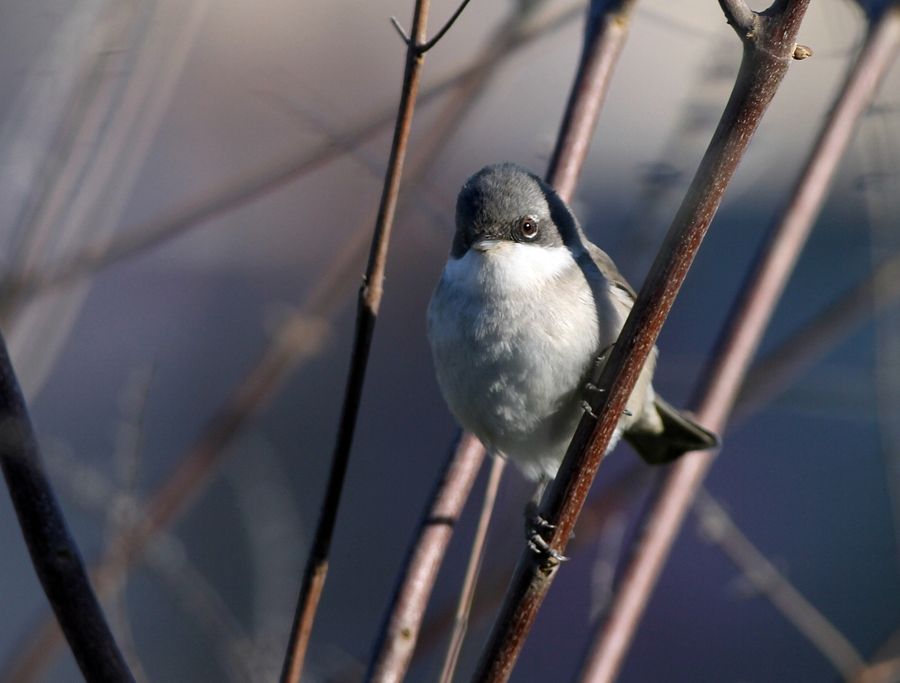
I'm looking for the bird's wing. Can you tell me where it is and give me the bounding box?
[583,242,636,301]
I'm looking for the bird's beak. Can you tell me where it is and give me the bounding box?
[472,238,501,252]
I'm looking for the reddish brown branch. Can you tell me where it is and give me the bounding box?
[547,0,639,199]
[0,332,134,683]
[364,432,485,683]
[472,2,812,681]
[577,7,898,683]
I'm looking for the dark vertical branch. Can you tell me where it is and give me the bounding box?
[278,0,477,680]
[577,6,898,683]
[472,3,812,682]
[0,332,134,683]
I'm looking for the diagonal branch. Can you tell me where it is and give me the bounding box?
[363,432,486,683]
[577,6,899,683]
[736,249,900,423]
[0,332,134,683]
[472,2,812,682]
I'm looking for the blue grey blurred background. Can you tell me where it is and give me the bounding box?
[0,0,898,681]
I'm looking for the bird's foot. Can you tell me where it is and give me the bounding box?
[524,506,568,564]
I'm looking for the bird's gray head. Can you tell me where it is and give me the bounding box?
[451,163,582,258]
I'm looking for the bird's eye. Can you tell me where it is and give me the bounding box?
[518,216,539,241]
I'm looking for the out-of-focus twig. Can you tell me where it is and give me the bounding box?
[735,249,900,422]
[364,432,486,683]
[577,6,898,683]
[473,3,812,682]
[279,1,472,680]
[694,489,866,680]
[435,456,506,683]
[0,3,581,313]
[0,332,134,683]
[546,0,639,200]
[855,657,900,683]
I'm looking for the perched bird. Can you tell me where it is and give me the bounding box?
[427,163,717,484]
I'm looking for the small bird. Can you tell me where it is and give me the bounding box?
[427,163,717,485]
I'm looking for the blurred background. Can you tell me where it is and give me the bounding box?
[0,0,898,681]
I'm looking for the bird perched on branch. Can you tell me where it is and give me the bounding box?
[427,163,717,485]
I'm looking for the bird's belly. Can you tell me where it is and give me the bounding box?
[428,285,601,478]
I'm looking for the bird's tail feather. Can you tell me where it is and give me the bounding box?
[625,397,719,465]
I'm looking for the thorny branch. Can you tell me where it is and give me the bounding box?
[0,332,135,683]
[472,2,812,682]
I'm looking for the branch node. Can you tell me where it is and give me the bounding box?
[792,43,813,60]
[416,0,474,54]
[719,0,757,39]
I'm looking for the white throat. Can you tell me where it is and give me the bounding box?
[443,243,574,293]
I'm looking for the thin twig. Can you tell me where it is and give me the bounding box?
[694,489,866,679]
[418,0,475,53]
[577,7,898,683]
[473,3,812,682]
[364,433,486,683]
[436,456,506,683]
[278,0,472,679]
[0,332,135,683]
